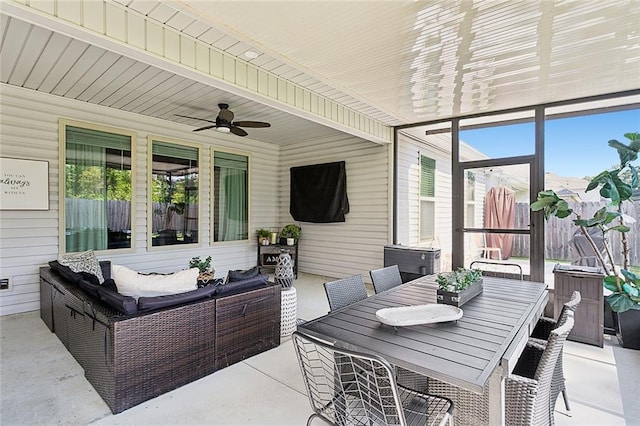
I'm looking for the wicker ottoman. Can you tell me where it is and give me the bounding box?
[280,287,297,337]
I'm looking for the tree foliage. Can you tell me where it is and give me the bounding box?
[66,165,131,200]
[532,132,639,312]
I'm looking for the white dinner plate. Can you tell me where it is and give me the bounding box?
[375,304,463,327]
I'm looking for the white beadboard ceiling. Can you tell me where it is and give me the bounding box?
[1,0,639,146]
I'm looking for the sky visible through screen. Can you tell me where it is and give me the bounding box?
[460,109,640,178]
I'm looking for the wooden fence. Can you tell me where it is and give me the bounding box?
[76,199,638,266]
[513,200,640,267]
[69,199,197,234]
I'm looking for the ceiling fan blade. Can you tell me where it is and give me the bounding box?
[233,121,271,128]
[175,114,216,124]
[230,126,248,137]
[193,125,217,132]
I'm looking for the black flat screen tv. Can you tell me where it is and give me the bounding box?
[290,161,349,223]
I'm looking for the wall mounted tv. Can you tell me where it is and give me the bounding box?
[290,161,349,223]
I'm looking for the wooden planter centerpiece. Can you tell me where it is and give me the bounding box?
[436,268,483,307]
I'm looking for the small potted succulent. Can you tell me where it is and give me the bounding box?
[189,255,214,283]
[436,267,483,307]
[279,223,301,246]
[256,228,271,245]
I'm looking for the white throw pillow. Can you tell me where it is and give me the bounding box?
[111,265,199,300]
[58,250,105,283]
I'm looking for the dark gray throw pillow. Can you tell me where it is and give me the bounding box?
[216,274,269,296]
[49,260,99,285]
[137,285,217,312]
[102,278,118,292]
[227,266,260,282]
[76,279,102,299]
[97,286,138,315]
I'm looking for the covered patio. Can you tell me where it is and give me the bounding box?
[1,272,639,424]
[1,1,639,424]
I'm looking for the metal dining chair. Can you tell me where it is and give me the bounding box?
[292,331,454,426]
[369,267,431,396]
[530,290,582,412]
[469,260,523,280]
[370,265,403,294]
[323,274,368,312]
[506,312,575,425]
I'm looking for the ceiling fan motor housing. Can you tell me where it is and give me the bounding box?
[217,103,234,126]
[176,103,268,136]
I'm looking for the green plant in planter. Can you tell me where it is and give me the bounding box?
[437,268,483,291]
[257,228,271,239]
[531,132,639,313]
[279,223,301,242]
[188,255,212,273]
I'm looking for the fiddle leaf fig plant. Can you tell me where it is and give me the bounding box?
[531,132,640,312]
[604,270,640,312]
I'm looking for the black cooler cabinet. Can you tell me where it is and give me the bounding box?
[384,245,441,283]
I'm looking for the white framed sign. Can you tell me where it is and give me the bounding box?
[0,158,49,210]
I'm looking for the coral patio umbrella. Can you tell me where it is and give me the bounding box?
[484,186,516,260]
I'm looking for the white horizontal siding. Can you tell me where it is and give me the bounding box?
[0,83,280,315]
[278,135,391,282]
[396,131,491,272]
[396,132,454,271]
[5,0,392,144]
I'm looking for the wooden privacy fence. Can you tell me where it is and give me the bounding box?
[68,199,198,234]
[151,202,198,233]
[74,199,638,266]
[106,200,131,231]
[513,200,640,267]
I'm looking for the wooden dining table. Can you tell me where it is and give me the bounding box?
[297,274,548,425]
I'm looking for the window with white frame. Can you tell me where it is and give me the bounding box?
[213,151,249,242]
[419,155,436,241]
[150,139,199,247]
[62,122,133,252]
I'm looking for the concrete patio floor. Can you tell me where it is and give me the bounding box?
[1,272,638,425]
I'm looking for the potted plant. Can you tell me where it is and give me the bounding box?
[279,223,301,246]
[531,132,639,349]
[436,267,483,307]
[189,255,214,283]
[257,228,271,245]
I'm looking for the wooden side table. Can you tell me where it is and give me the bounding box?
[553,264,605,347]
[257,243,298,278]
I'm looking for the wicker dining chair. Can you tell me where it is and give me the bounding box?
[506,312,575,426]
[292,331,454,426]
[529,290,582,412]
[469,260,523,280]
[323,274,368,312]
[370,265,403,294]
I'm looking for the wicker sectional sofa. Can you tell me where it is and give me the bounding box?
[39,261,281,414]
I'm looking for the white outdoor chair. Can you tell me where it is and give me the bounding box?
[475,233,502,260]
